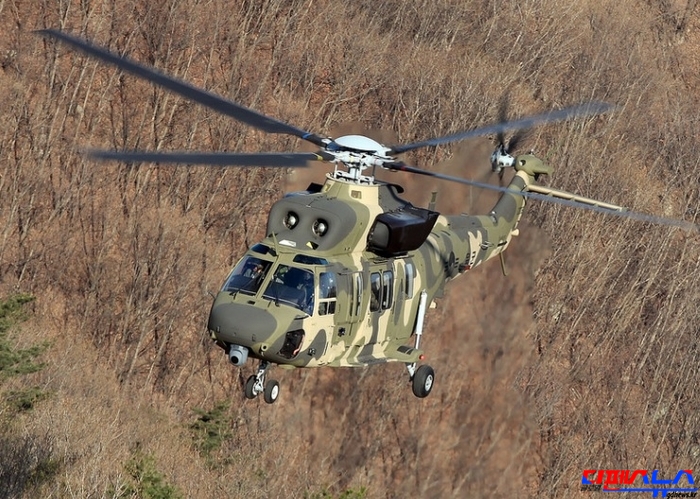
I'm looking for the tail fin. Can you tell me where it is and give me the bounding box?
[513,154,554,177]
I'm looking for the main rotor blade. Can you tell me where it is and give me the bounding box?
[385,162,698,231]
[38,29,328,148]
[387,102,615,155]
[87,150,332,167]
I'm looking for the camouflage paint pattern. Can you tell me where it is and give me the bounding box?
[207,155,549,369]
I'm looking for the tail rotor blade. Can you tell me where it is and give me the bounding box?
[506,128,531,154]
[495,94,510,147]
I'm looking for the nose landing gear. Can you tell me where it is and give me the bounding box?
[244,360,280,404]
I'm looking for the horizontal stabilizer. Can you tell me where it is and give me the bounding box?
[527,185,626,212]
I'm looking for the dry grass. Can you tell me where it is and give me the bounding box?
[1,0,699,497]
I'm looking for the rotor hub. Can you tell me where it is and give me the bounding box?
[490,143,515,173]
[326,135,395,184]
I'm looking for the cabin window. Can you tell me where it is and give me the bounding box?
[318,272,337,316]
[382,271,393,309]
[370,272,381,312]
[354,273,363,317]
[369,271,393,311]
[405,262,415,298]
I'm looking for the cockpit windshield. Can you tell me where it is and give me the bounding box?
[262,265,314,315]
[221,256,272,296]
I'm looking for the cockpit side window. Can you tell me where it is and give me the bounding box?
[262,265,315,315]
[222,256,272,295]
[318,272,337,316]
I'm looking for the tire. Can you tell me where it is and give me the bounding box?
[412,365,435,398]
[264,380,280,404]
[245,375,257,399]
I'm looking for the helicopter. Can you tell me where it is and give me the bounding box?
[39,29,697,403]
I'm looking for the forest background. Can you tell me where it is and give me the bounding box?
[0,0,699,497]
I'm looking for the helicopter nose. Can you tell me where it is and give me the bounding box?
[208,302,278,344]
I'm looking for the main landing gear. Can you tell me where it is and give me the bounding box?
[244,360,280,404]
[406,290,435,398]
[409,364,435,398]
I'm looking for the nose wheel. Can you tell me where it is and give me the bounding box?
[244,361,280,404]
[263,380,280,404]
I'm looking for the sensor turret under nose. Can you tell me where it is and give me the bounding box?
[228,344,249,366]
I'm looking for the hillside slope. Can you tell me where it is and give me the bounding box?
[0,0,699,497]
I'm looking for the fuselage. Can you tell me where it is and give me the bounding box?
[208,161,539,369]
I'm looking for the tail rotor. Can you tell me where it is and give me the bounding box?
[490,95,532,179]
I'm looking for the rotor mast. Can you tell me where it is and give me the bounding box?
[328,135,392,185]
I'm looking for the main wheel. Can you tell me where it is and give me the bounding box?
[264,380,280,404]
[244,375,258,399]
[412,365,435,398]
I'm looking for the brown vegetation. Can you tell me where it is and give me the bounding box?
[1,0,699,497]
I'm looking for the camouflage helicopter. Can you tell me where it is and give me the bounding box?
[41,30,696,403]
